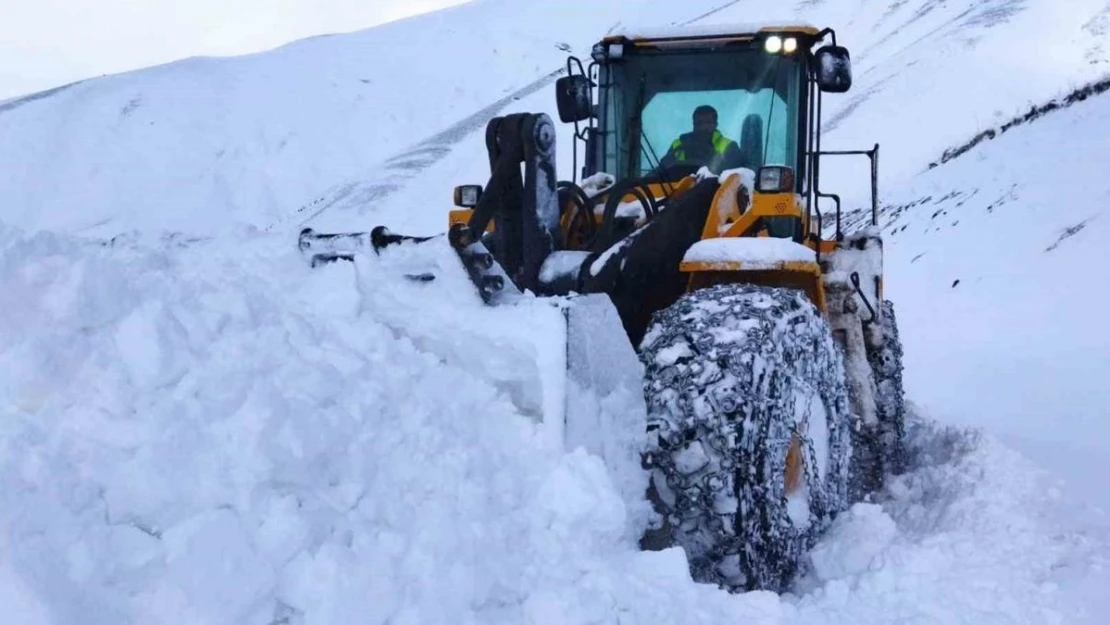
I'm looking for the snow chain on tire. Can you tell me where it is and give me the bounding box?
[845,299,909,503]
[867,299,907,476]
[639,284,852,593]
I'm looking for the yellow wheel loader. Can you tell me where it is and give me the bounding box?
[300,23,906,593]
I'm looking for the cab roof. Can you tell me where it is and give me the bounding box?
[602,21,822,45]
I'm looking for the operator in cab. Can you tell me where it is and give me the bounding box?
[660,105,746,174]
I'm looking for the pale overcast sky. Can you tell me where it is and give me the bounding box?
[0,0,470,99]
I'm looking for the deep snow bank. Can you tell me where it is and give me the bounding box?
[0,223,652,624]
[1,223,1106,624]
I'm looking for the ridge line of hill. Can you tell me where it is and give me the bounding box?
[928,73,1110,169]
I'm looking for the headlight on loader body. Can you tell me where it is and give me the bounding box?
[453,184,483,208]
[756,166,795,193]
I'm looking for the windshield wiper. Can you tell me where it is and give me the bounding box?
[763,55,784,166]
[627,77,647,179]
[630,76,678,198]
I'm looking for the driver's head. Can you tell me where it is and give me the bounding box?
[692,105,718,137]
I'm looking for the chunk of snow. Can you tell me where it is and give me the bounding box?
[589,228,645,276]
[674,441,710,475]
[579,172,616,198]
[114,300,191,389]
[807,503,898,582]
[654,341,693,366]
[823,227,882,287]
[612,199,649,219]
[718,167,757,190]
[786,483,812,528]
[539,250,589,284]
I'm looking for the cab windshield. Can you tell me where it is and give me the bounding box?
[601,47,804,181]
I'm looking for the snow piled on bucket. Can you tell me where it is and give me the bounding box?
[683,237,817,267]
[1,223,1106,624]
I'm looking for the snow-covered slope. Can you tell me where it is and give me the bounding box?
[874,78,1110,509]
[3,0,1110,623]
[0,0,633,235]
[5,0,1110,237]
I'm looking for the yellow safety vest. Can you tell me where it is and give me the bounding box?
[670,130,734,161]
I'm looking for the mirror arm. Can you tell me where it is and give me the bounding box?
[815,27,838,46]
[561,56,598,183]
[567,57,583,183]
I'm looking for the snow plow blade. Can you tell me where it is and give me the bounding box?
[297,225,445,282]
[297,223,523,298]
[298,226,437,266]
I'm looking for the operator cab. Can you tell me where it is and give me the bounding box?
[554,23,864,243]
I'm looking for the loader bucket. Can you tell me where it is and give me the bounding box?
[561,293,648,488]
[456,289,648,489]
[298,228,648,504]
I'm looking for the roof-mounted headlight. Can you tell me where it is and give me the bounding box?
[765,35,799,54]
[591,41,625,63]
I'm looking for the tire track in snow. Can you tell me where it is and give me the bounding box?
[675,1,745,26]
[280,67,565,229]
[825,0,1031,131]
[0,80,85,115]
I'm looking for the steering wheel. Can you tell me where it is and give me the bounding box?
[567,164,708,253]
[590,176,661,252]
[640,162,705,185]
[557,180,599,250]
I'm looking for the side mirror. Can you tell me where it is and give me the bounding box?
[815,46,852,93]
[555,75,593,123]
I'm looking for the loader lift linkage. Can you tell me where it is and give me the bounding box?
[447,113,561,303]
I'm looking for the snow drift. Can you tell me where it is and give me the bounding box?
[2,224,1105,624]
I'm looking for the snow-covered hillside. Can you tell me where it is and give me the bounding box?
[4,0,1109,236]
[3,0,1110,623]
[875,77,1110,508]
[0,0,633,235]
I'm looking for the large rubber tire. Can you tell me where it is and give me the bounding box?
[868,299,907,476]
[639,284,853,593]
